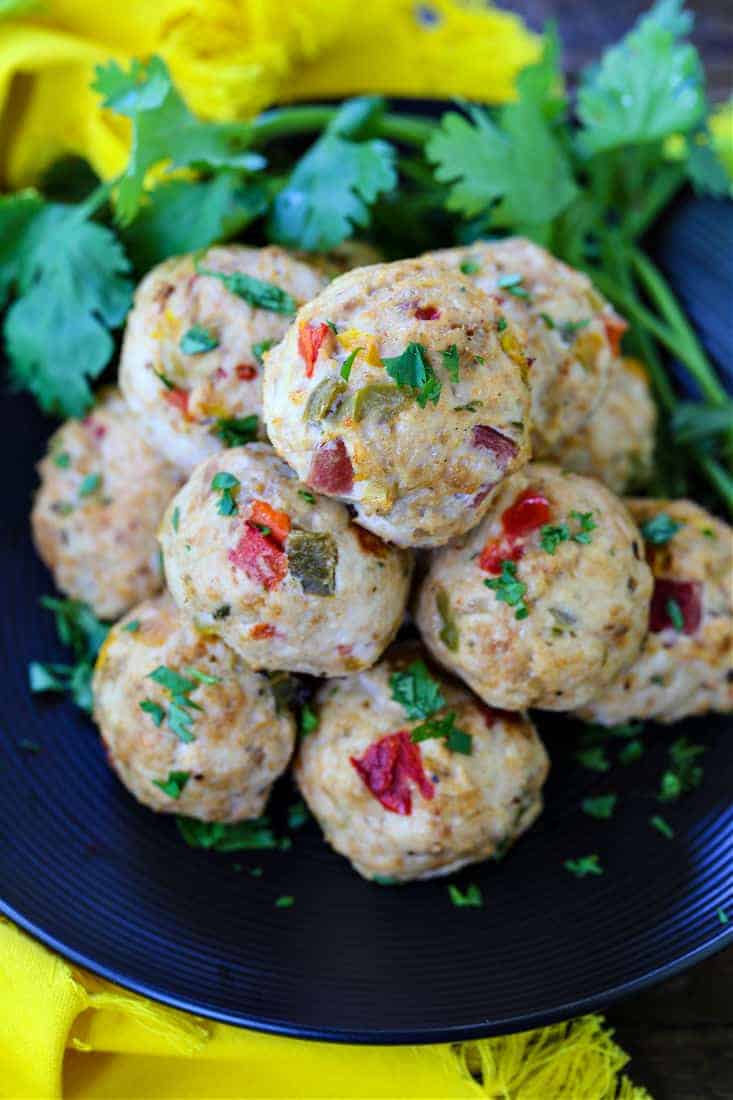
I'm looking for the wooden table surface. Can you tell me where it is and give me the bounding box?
[501,3,732,1097]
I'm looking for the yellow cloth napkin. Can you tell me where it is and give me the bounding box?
[0,920,651,1099]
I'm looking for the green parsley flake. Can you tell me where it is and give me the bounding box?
[382,342,441,408]
[497,273,530,299]
[540,523,569,554]
[411,711,472,755]
[460,260,481,275]
[79,472,102,498]
[570,511,597,544]
[155,369,176,390]
[448,883,483,908]
[299,703,319,737]
[575,746,610,773]
[176,815,281,851]
[180,325,219,355]
[619,739,644,765]
[123,619,140,633]
[666,598,685,632]
[641,513,683,545]
[54,451,71,468]
[564,854,603,878]
[250,866,264,877]
[275,895,295,909]
[390,659,445,720]
[658,737,705,802]
[718,908,730,925]
[139,699,165,727]
[214,415,258,447]
[153,770,190,799]
[559,319,590,341]
[183,665,222,685]
[211,471,240,515]
[484,560,528,619]
[171,507,180,532]
[196,265,296,315]
[441,344,460,383]
[252,339,276,364]
[340,346,361,381]
[649,814,674,839]
[496,316,508,332]
[148,666,203,743]
[287,801,309,830]
[581,793,617,820]
[298,489,316,504]
[540,312,555,329]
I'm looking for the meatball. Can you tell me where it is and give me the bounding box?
[541,357,656,493]
[578,500,733,725]
[92,594,295,821]
[263,259,532,547]
[420,238,625,450]
[294,646,549,881]
[160,444,413,676]
[119,245,328,472]
[31,389,182,620]
[415,463,652,711]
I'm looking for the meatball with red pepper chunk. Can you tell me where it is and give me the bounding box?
[31,388,182,620]
[92,594,296,822]
[420,238,625,453]
[119,246,327,472]
[294,646,549,882]
[263,259,532,547]
[416,464,652,711]
[578,500,732,725]
[159,444,413,676]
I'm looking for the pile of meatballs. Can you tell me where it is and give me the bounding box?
[31,237,733,883]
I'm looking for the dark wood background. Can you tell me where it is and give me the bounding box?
[501,3,732,1097]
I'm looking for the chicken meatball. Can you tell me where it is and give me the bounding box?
[92,594,295,821]
[541,358,656,493]
[295,647,549,881]
[160,444,413,676]
[31,389,182,620]
[578,500,732,725]
[416,464,653,711]
[119,245,328,472]
[420,238,625,450]
[263,259,532,547]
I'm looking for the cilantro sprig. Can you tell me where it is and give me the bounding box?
[484,560,528,619]
[389,659,472,755]
[29,596,109,712]
[382,342,442,408]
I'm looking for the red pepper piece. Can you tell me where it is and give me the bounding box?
[603,312,628,357]
[228,522,288,590]
[478,537,523,575]
[249,500,291,546]
[649,579,702,635]
[298,322,331,378]
[164,387,191,418]
[236,363,258,381]
[471,426,518,473]
[414,305,441,320]
[350,730,435,815]
[250,623,277,639]
[501,489,551,538]
[308,439,354,494]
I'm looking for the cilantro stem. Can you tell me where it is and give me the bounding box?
[74,180,115,221]
[622,166,686,240]
[250,106,433,148]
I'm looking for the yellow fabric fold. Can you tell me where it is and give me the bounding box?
[0,919,652,1100]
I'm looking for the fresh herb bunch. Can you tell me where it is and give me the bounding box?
[0,0,730,510]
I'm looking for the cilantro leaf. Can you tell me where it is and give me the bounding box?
[390,659,445,720]
[299,703,319,737]
[195,265,295,314]
[448,883,483,908]
[649,813,674,839]
[382,342,441,407]
[658,736,705,801]
[441,344,460,383]
[540,523,569,553]
[640,512,683,544]
[180,325,219,355]
[269,97,397,251]
[29,596,109,712]
[484,560,528,619]
[153,771,190,799]
[3,200,132,417]
[176,815,282,851]
[564,854,603,878]
[581,794,617,820]
[92,57,264,223]
[576,0,707,155]
[214,416,259,447]
[411,711,472,755]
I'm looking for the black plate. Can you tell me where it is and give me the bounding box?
[0,194,731,1043]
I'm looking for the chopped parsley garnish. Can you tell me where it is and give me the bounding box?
[460,260,481,274]
[287,801,309,830]
[139,699,165,726]
[559,319,590,341]
[29,596,108,713]
[390,659,445,720]
[497,273,530,299]
[484,560,528,619]
[325,320,338,333]
[171,507,180,532]
[299,703,319,737]
[382,341,441,408]
[179,324,219,355]
[214,415,258,447]
[123,619,140,633]
[79,472,102,498]
[195,264,296,315]
[411,711,472,755]
[575,746,610,773]
[275,895,295,908]
[454,401,482,412]
[153,770,190,799]
[155,369,176,390]
[441,344,460,383]
[252,339,276,364]
[649,814,674,839]
[540,312,555,329]
[581,793,617,819]
[718,908,730,926]
[540,523,569,554]
[340,346,361,381]
[298,489,316,504]
[564,854,603,878]
[147,666,203,743]
[666,598,685,632]
[176,815,282,851]
[183,665,222,685]
[211,470,240,515]
[658,737,705,802]
[250,866,264,877]
[641,512,683,544]
[213,604,230,619]
[618,739,644,765]
[496,316,507,332]
[448,883,483,908]
[570,510,597,543]
[53,451,71,468]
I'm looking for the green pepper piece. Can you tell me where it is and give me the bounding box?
[304,378,348,422]
[287,531,338,596]
[436,587,459,651]
[349,384,406,423]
